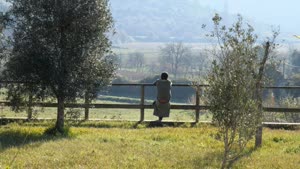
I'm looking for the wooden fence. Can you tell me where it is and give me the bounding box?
[0,83,300,124]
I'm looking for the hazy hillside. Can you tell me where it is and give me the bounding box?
[110,0,218,43]
[0,1,294,43]
[110,0,296,44]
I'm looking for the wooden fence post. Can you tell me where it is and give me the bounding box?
[195,86,200,123]
[140,84,145,122]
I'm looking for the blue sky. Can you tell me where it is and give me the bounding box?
[199,0,299,34]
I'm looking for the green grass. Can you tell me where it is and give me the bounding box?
[0,122,300,169]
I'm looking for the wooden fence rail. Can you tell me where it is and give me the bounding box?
[0,83,300,123]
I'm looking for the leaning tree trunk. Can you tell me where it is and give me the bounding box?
[56,96,65,133]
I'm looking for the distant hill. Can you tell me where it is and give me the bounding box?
[110,0,218,43]
[1,1,293,43]
[110,0,294,44]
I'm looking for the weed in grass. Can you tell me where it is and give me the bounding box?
[285,145,300,154]
[272,137,287,143]
[97,137,113,143]
[134,123,148,129]
[151,135,170,142]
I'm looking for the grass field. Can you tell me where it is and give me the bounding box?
[0,122,300,169]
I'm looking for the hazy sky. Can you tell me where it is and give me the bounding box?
[200,0,299,34]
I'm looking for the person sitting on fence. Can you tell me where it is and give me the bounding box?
[153,72,172,121]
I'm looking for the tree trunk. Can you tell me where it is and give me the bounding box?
[221,129,229,169]
[255,41,270,148]
[56,96,65,133]
[255,125,263,148]
[27,93,33,120]
[84,93,89,120]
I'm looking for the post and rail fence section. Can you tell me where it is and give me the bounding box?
[0,82,300,125]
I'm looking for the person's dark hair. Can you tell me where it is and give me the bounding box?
[161,72,168,80]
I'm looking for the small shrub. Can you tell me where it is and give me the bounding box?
[151,135,170,142]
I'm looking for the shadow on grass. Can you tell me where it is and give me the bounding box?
[227,147,256,168]
[142,121,197,128]
[192,151,223,168]
[0,126,71,152]
[70,120,144,129]
[192,148,256,168]
[2,117,209,129]
[68,120,194,129]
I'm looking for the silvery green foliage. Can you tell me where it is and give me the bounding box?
[206,14,265,168]
[4,0,115,131]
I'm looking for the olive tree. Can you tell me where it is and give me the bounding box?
[0,11,11,67]
[205,14,277,169]
[4,0,115,133]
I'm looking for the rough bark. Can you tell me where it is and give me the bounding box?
[221,128,229,169]
[27,93,33,120]
[84,93,90,120]
[56,96,65,133]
